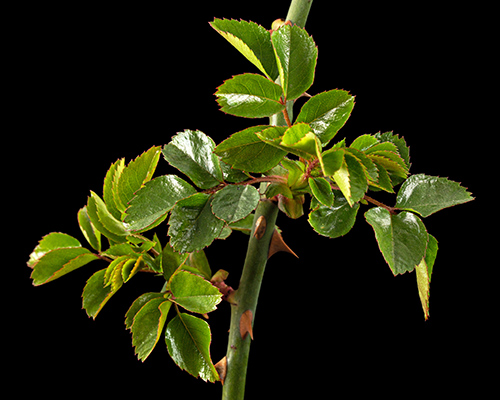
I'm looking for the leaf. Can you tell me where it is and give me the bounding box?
[77,207,101,252]
[161,242,189,281]
[114,146,162,216]
[416,234,438,320]
[168,270,222,314]
[271,24,318,101]
[168,193,225,253]
[365,207,428,275]
[395,174,474,217]
[28,232,82,268]
[163,130,223,189]
[280,123,321,159]
[125,292,165,329]
[215,74,285,118]
[296,89,355,145]
[374,132,410,170]
[89,191,128,236]
[82,269,115,318]
[350,134,379,152]
[103,158,125,220]
[165,313,219,382]
[278,193,305,219]
[240,310,254,340]
[308,190,360,238]
[185,250,212,280]
[130,298,172,361]
[124,175,197,232]
[320,148,344,176]
[210,19,278,80]
[308,177,334,207]
[211,184,260,224]
[332,152,368,206]
[215,126,287,173]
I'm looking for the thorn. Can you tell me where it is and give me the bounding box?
[268,229,299,259]
[215,356,227,385]
[240,310,254,340]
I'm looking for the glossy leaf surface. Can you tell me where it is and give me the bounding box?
[169,270,222,314]
[168,193,225,253]
[28,232,81,268]
[163,130,223,189]
[165,313,219,382]
[211,184,260,224]
[416,234,438,320]
[77,207,101,251]
[395,174,473,217]
[333,152,368,206]
[82,269,114,318]
[215,126,287,173]
[210,19,278,80]
[365,207,428,275]
[271,24,317,101]
[296,89,355,145]
[308,177,334,207]
[124,175,197,232]
[125,292,165,329]
[215,73,285,118]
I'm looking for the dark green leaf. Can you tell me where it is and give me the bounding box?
[211,184,260,224]
[28,232,81,268]
[395,174,474,217]
[296,89,355,145]
[210,18,278,80]
[161,242,189,281]
[168,270,222,314]
[365,207,428,275]
[124,175,197,232]
[163,130,223,189]
[130,298,172,361]
[168,193,225,253]
[185,250,212,280]
[374,132,410,169]
[77,207,101,251]
[82,269,115,319]
[215,126,287,173]
[215,74,285,118]
[308,177,334,207]
[271,24,317,101]
[165,313,219,382]
[308,190,360,238]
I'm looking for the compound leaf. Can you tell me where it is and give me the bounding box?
[215,73,285,118]
[165,313,219,382]
[211,184,260,224]
[395,174,474,217]
[124,175,197,232]
[163,130,223,190]
[168,193,225,253]
[296,89,355,145]
[365,207,428,275]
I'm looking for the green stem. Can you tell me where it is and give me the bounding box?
[285,0,313,28]
[222,200,279,400]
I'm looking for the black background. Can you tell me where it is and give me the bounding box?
[11,1,494,397]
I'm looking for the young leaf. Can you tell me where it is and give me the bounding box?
[280,123,321,159]
[89,191,128,237]
[308,177,334,207]
[332,152,368,206]
[271,24,318,101]
[215,125,287,173]
[82,269,115,319]
[77,207,101,252]
[130,298,172,361]
[165,313,219,382]
[320,148,344,177]
[211,184,260,224]
[416,234,438,320]
[168,270,222,314]
[296,89,355,145]
[215,73,285,118]
[374,132,410,170]
[125,292,165,329]
[365,207,428,275]
[168,193,225,253]
[163,130,223,190]
[210,19,278,80]
[30,247,99,286]
[185,250,212,280]
[28,232,82,268]
[395,174,474,217]
[103,158,125,220]
[124,175,197,232]
[308,190,360,238]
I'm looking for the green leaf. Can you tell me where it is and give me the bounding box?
[296,89,355,145]
[28,232,82,268]
[308,177,334,207]
[271,24,317,101]
[185,250,212,280]
[416,234,438,320]
[161,243,189,282]
[215,126,287,173]
[210,19,278,80]
[365,207,428,275]
[168,270,222,314]
[215,74,285,118]
[165,313,219,382]
[130,298,172,361]
[374,132,410,169]
[89,191,128,236]
[163,130,223,189]
[103,158,125,220]
[77,207,101,252]
[395,174,474,217]
[30,247,99,286]
[124,175,197,232]
[168,193,225,253]
[125,292,165,329]
[308,190,360,238]
[114,146,162,216]
[280,123,321,159]
[211,184,260,224]
[332,152,368,206]
[278,193,305,219]
[82,269,115,319]
[320,148,344,177]
[350,134,379,152]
